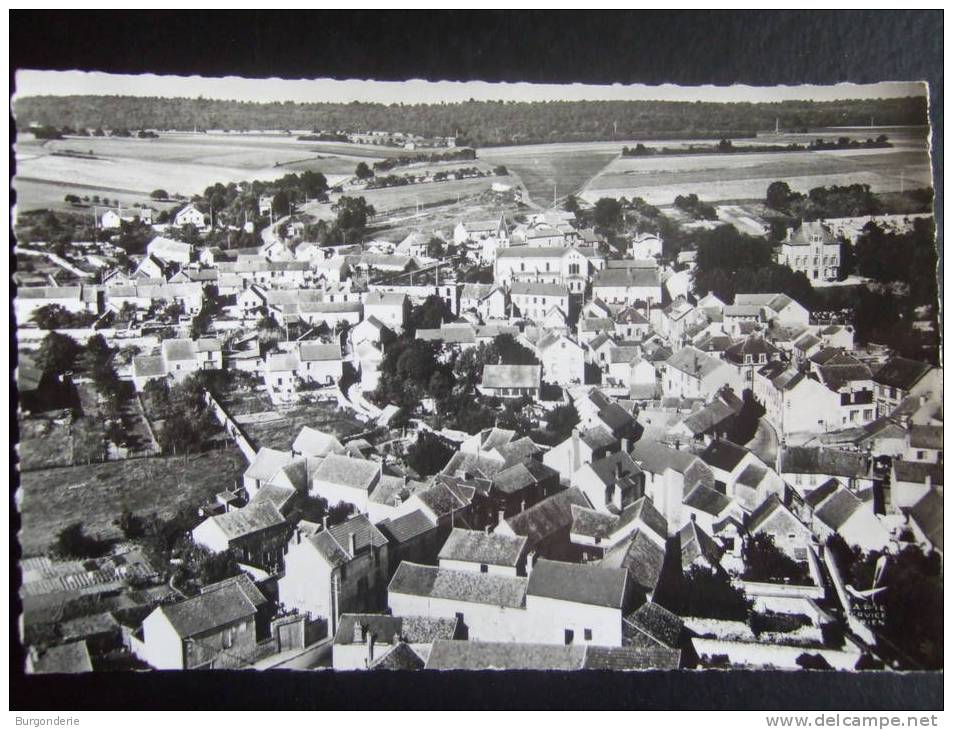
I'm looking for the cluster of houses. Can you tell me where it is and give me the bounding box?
[20,202,942,673]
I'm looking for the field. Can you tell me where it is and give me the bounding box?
[580,127,932,206]
[13,132,370,214]
[220,390,366,451]
[17,447,248,557]
[353,174,520,215]
[480,142,621,207]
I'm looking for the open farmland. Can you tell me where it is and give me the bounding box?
[12,132,368,213]
[480,142,620,207]
[17,447,248,556]
[354,174,520,215]
[580,126,931,206]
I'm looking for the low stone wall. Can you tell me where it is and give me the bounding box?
[693,637,861,671]
[203,390,257,463]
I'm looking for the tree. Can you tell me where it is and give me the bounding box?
[407,294,454,334]
[354,162,374,180]
[404,430,456,477]
[766,181,796,211]
[593,197,623,231]
[544,403,580,443]
[332,196,376,237]
[742,533,811,585]
[150,189,169,200]
[665,565,751,621]
[564,194,581,214]
[426,237,446,259]
[54,522,110,559]
[33,331,81,375]
[115,509,146,540]
[272,189,292,217]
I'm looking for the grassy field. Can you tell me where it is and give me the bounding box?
[17,447,248,557]
[581,131,932,206]
[480,144,619,207]
[13,132,369,213]
[355,174,519,215]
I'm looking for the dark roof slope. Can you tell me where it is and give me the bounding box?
[526,558,628,609]
[874,357,933,390]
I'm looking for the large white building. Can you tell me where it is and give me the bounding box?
[777,221,841,283]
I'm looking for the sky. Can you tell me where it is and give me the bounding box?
[14,70,927,105]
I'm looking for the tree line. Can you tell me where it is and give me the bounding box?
[15,95,928,147]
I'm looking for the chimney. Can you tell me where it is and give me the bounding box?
[520,499,526,512]
[348,532,357,557]
[353,622,363,643]
[294,527,302,545]
[615,461,623,480]
[525,550,537,576]
[925,474,932,491]
[621,437,630,454]
[366,630,375,667]
[322,515,328,531]
[498,510,506,527]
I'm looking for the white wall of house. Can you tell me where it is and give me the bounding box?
[388,592,527,642]
[438,558,518,577]
[191,519,231,554]
[278,540,333,620]
[523,595,622,647]
[140,609,185,670]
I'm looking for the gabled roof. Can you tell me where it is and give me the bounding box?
[438,528,527,568]
[892,460,944,487]
[244,447,294,483]
[503,487,591,547]
[425,640,585,670]
[593,267,661,289]
[909,490,943,552]
[873,357,934,390]
[600,529,666,593]
[616,497,669,541]
[205,501,285,541]
[746,494,805,535]
[779,446,868,478]
[159,581,257,638]
[510,281,568,297]
[683,484,732,517]
[30,641,93,674]
[783,220,836,246]
[909,425,943,450]
[370,642,426,670]
[624,601,683,649]
[299,342,342,362]
[481,364,541,389]
[678,520,724,569]
[666,346,726,379]
[311,454,380,491]
[582,645,682,670]
[810,481,863,531]
[377,509,437,544]
[388,562,528,608]
[630,440,702,477]
[310,514,388,568]
[334,613,459,646]
[292,426,345,457]
[700,439,749,473]
[526,558,628,609]
[570,505,619,540]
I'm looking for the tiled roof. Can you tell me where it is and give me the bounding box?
[666,346,726,379]
[683,484,732,517]
[312,454,380,491]
[481,364,541,389]
[370,642,425,670]
[570,505,619,540]
[377,509,437,544]
[425,640,585,670]
[600,530,666,593]
[30,641,93,674]
[299,342,342,362]
[510,281,568,297]
[624,601,683,649]
[593,268,660,288]
[783,220,836,245]
[207,501,285,540]
[910,425,943,450]
[132,355,166,378]
[244,448,294,483]
[700,439,749,472]
[583,645,681,670]
[873,357,933,390]
[678,520,724,570]
[909,490,943,552]
[388,562,528,608]
[438,528,527,567]
[161,338,196,362]
[779,446,868,478]
[504,487,590,547]
[812,484,863,530]
[292,427,345,457]
[617,497,669,541]
[630,440,701,477]
[334,613,459,645]
[892,460,944,486]
[160,582,257,638]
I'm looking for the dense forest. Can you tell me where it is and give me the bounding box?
[13,95,928,147]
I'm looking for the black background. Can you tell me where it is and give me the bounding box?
[9,9,943,711]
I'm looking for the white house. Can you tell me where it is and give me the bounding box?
[591,267,662,308]
[777,220,841,283]
[804,478,890,552]
[173,204,208,230]
[309,454,383,513]
[536,332,586,386]
[662,346,738,400]
[363,292,410,334]
[146,236,194,266]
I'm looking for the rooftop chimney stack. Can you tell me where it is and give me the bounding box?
[348,532,357,557]
[353,622,363,643]
[322,515,328,531]
[498,510,506,527]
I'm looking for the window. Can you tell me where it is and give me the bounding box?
[223,626,235,649]
[564,629,574,645]
[744,354,753,365]
[480,564,488,573]
[917,451,925,460]
[584,629,593,641]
